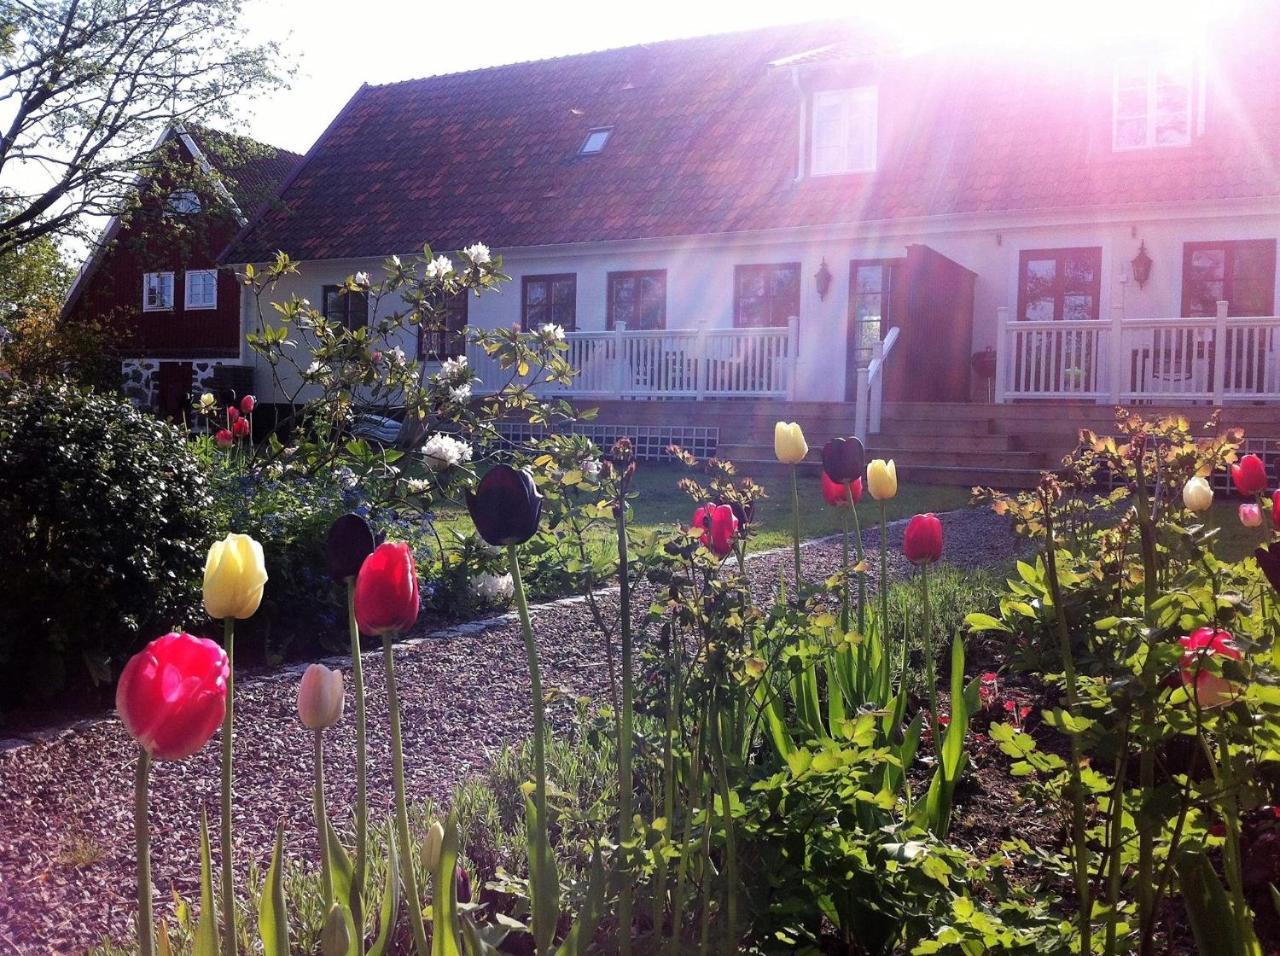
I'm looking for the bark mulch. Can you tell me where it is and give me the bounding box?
[0,508,1021,954]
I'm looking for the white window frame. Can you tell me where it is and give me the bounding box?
[184,269,218,310]
[809,86,878,176]
[142,272,175,312]
[1112,53,1194,152]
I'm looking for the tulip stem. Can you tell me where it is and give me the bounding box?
[219,617,236,956]
[381,635,430,956]
[840,508,850,634]
[847,485,867,636]
[879,501,890,665]
[919,564,942,757]
[313,729,333,904]
[790,465,802,592]
[507,543,551,953]
[134,748,155,956]
[615,501,634,954]
[346,577,367,937]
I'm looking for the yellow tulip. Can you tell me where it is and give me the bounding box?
[203,533,268,620]
[1182,476,1213,513]
[774,421,808,464]
[867,459,898,501]
[422,820,445,873]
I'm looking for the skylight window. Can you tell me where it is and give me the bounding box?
[578,127,613,155]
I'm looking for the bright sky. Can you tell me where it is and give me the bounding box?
[239,0,1247,155]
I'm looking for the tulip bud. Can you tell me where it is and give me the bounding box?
[1240,503,1263,528]
[465,465,544,547]
[232,417,251,439]
[422,820,445,873]
[455,864,472,904]
[320,903,352,956]
[117,632,229,761]
[822,473,862,508]
[203,533,268,620]
[692,503,737,557]
[773,421,808,464]
[240,394,256,414]
[215,429,233,448]
[1231,454,1269,496]
[867,459,898,501]
[327,513,377,582]
[297,663,344,729]
[199,392,217,414]
[821,436,865,483]
[226,406,240,424]
[354,542,420,636]
[1182,476,1213,512]
[903,513,944,565]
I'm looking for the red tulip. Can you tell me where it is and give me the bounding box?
[240,394,256,414]
[215,428,233,448]
[692,503,738,557]
[226,406,240,424]
[1231,454,1268,496]
[1179,626,1243,708]
[822,473,863,508]
[903,513,944,565]
[354,542,420,636]
[232,417,250,439]
[116,632,229,761]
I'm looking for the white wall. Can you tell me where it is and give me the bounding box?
[240,202,1280,404]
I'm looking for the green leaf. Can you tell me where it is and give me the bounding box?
[193,811,219,956]
[259,823,290,956]
[554,844,608,956]
[964,612,1010,633]
[431,811,463,956]
[525,796,560,956]
[366,832,401,956]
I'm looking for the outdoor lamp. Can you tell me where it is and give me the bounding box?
[814,259,832,300]
[1131,241,1153,289]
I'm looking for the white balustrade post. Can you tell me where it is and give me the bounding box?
[787,315,800,400]
[1212,299,1228,406]
[854,366,870,442]
[993,307,1010,404]
[868,340,885,435]
[694,328,707,399]
[613,321,627,397]
[1109,303,1124,405]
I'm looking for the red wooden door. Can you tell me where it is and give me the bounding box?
[155,362,193,422]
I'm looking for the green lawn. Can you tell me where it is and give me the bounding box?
[1209,501,1273,563]
[435,461,973,553]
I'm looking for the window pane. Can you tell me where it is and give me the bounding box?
[525,281,547,305]
[854,265,883,296]
[1063,294,1095,322]
[1155,113,1189,145]
[1190,249,1226,281]
[1115,117,1147,149]
[1023,259,1056,301]
[525,304,547,328]
[1233,243,1272,283]
[1063,254,1096,293]
[1115,87,1148,118]
[1024,297,1055,322]
[552,278,575,304]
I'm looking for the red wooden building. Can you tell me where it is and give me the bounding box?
[63,124,299,418]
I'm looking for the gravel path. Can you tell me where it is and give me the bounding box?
[0,508,1020,954]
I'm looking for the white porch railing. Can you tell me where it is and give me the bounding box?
[996,300,1280,404]
[853,326,900,441]
[468,319,799,400]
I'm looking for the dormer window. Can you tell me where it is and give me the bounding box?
[166,189,202,215]
[810,87,877,176]
[578,127,613,155]
[1113,53,1193,151]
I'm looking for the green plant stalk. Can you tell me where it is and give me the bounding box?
[615,503,635,956]
[879,501,890,664]
[1041,505,1092,955]
[381,635,430,956]
[919,564,942,755]
[220,617,237,956]
[672,708,704,956]
[345,578,367,941]
[710,703,737,950]
[790,465,802,590]
[1133,468,1159,942]
[657,636,678,942]
[1103,733,1129,956]
[840,507,851,634]
[848,488,867,636]
[135,748,154,956]
[313,729,333,904]
[1214,733,1253,949]
[507,544,551,954]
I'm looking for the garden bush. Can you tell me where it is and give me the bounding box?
[0,379,213,703]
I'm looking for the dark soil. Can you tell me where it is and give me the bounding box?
[0,509,1027,954]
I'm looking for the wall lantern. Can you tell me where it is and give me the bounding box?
[1131,241,1153,289]
[814,259,833,300]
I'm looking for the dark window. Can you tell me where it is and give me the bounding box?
[734,263,800,328]
[418,290,469,360]
[848,259,901,368]
[1182,240,1276,317]
[607,270,666,330]
[322,284,369,331]
[522,274,577,332]
[1017,248,1102,322]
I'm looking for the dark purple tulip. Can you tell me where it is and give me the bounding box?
[466,465,543,547]
[327,513,377,582]
[822,436,866,484]
[455,864,472,904]
[1257,543,1280,595]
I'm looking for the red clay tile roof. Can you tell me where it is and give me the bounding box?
[225,15,1280,264]
[185,125,303,216]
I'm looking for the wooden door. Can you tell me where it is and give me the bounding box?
[888,245,977,403]
[155,361,193,422]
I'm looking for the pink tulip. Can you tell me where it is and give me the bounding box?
[1179,627,1243,709]
[116,633,229,761]
[1240,503,1263,528]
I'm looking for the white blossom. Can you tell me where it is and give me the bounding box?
[389,255,402,269]
[354,271,370,287]
[333,466,359,490]
[421,433,473,470]
[389,346,406,365]
[470,572,514,604]
[582,458,602,478]
[449,384,472,404]
[538,323,566,341]
[463,243,491,265]
[306,361,329,378]
[426,255,454,280]
[404,478,433,495]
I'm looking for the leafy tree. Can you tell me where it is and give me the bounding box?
[0,0,287,256]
